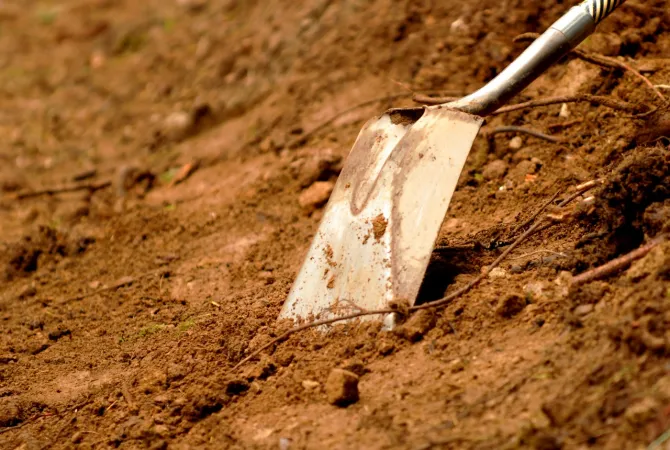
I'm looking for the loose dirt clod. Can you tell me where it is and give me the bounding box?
[325,369,359,407]
[395,310,436,342]
[482,160,508,180]
[371,214,388,242]
[298,181,335,212]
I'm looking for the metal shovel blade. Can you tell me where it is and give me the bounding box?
[279,106,483,322]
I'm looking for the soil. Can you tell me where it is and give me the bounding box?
[1,0,670,449]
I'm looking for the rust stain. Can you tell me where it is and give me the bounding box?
[323,244,337,267]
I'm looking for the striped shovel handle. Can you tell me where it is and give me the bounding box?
[580,0,627,24]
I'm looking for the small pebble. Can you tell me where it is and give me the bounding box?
[163,111,193,141]
[298,181,334,212]
[325,369,359,406]
[488,267,509,279]
[524,282,546,301]
[482,159,508,181]
[395,310,436,342]
[449,358,465,373]
[574,304,594,316]
[301,380,320,390]
[378,341,395,356]
[279,438,291,450]
[508,136,523,150]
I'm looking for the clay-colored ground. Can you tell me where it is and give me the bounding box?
[1,1,670,449]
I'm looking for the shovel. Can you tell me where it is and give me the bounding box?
[280,0,626,325]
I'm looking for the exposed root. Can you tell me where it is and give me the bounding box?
[414,93,649,115]
[571,237,664,286]
[230,308,395,372]
[492,95,650,116]
[14,181,111,200]
[411,93,459,105]
[514,32,666,102]
[510,189,561,236]
[487,126,562,143]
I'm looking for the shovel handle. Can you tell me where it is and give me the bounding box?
[446,0,627,116]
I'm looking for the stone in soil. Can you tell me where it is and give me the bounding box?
[508,136,523,150]
[395,310,436,342]
[325,369,359,407]
[482,159,508,180]
[298,181,334,212]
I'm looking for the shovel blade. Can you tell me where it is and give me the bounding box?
[280,106,483,323]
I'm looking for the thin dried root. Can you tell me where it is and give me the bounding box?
[411,93,459,105]
[492,94,649,115]
[511,189,561,236]
[15,181,111,199]
[571,238,664,286]
[230,308,395,372]
[514,32,666,102]
[574,50,666,103]
[414,93,648,115]
[487,125,562,143]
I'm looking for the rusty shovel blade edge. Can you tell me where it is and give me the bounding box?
[279,106,483,326]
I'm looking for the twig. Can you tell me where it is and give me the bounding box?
[230,308,395,371]
[412,220,545,312]
[417,92,648,115]
[513,32,541,43]
[557,178,604,208]
[573,50,666,102]
[492,94,649,115]
[487,126,562,143]
[412,93,459,105]
[15,181,111,199]
[509,250,567,260]
[511,189,561,236]
[287,93,413,149]
[0,423,27,435]
[514,32,666,102]
[571,238,663,286]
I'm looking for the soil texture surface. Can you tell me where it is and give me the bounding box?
[1,0,670,449]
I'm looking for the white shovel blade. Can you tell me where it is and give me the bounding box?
[280,106,483,322]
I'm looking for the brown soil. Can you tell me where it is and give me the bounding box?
[1,0,670,449]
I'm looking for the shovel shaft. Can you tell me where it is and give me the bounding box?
[446,0,627,116]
